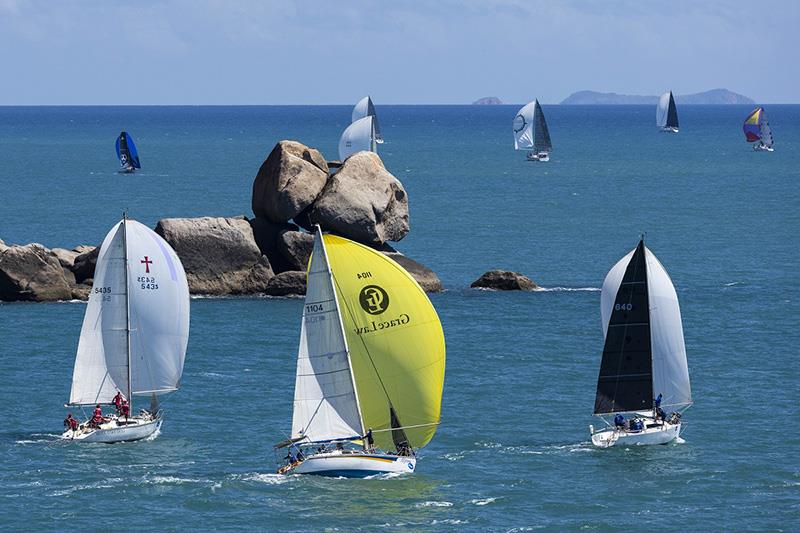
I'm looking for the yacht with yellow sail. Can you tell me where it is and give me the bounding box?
[275,227,445,477]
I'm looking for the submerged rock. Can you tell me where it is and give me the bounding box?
[307,151,409,245]
[0,243,73,301]
[155,216,274,295]
[265,270,306,297]
[252,140,329,223]
[471,270,538,291]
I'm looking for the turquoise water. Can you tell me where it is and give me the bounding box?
[1,106,798,530]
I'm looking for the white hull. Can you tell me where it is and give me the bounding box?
[754,144,774,152]
[590,421,681,448]
[660,127,679,133]
[61,413,162,443]
[282,451,416,478]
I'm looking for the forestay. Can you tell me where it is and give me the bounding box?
[324,234,446,450]
[291,231,364,443]
[126,220,189,396]
[338,116,374,161]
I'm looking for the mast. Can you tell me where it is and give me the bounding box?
[122,213,133,411]
[318,227,366,438]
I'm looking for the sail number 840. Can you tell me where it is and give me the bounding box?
[615,303,633,311]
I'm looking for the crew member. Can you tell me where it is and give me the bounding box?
[91,404,104,428]
[120,399,131,420]
[614,413,626,429]
[111,390,125,415]
[63,413,78,432]
[365,428,375,451]
[654,393,665,421]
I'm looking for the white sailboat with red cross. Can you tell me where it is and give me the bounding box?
[62,214,190,443]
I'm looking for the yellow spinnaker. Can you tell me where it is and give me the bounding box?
[323,234,446,450]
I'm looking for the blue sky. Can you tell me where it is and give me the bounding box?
[0,0,796,104]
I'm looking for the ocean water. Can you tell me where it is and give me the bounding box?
[1,105,798,531]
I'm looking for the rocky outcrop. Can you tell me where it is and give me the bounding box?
[249,217,300,273]
[0,243,74,301]
[155,216,274,295]
[52,248,80,270]
[306,151,409,245]
[265,270,306,297]
[0,239,7,253]
[471,270,538,291]
[252,141,329,223]
[383,251,443,293]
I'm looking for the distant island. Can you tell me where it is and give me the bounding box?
[560,88,754,105]
[472,96,503,105]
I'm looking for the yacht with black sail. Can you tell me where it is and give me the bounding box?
[656,91,679,133]
[513,99,552,161]
[589,238,692,448]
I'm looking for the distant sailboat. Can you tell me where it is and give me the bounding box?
[589,238,692,448]
[338,96,383,161]
[62,215,189,443]
[115,131,141,173]
[276,227,446,477]
[743,107,774,152]
[657,91,679,132]
[513,99,552,161]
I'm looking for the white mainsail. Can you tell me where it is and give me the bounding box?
[290,231,364,443]
[645,249,692,409]
[338,115,374,161]
[656,92,670,128]
[513,100,537,150]
[69,219,189,405]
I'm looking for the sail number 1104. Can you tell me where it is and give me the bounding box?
[357,271,372,279]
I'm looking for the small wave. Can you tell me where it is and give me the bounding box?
[723,282,741,287]
[143,428,161,441]
[470,497,498,506]
[200,372,228,379]
[148,475,205,485]
[534,286,600,292]
[432,519,468,525]
[416,501,453,508]
[50,478,123,497]
[240,472,290,485]
[365,471,408,480]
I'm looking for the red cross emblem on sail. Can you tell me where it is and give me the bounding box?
[141,256,153,273]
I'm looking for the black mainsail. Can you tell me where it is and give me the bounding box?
[666,92,679,130]
[594,240,653,414]
[533,100,552,152]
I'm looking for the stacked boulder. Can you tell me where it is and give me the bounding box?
[0,141,441,301]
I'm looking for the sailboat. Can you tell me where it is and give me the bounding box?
[513,99,552,161]
[62,215,189,443]
[275,227,446,477]
[743,107,774,152]
[656,91,679,132]
[115,131,141,173]
[589,238,692,448]
[337,96,383,162]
